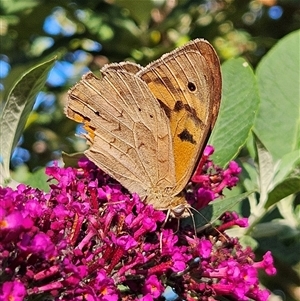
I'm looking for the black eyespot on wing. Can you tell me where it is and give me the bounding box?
[188,82,196,91]
[178,129,196,144]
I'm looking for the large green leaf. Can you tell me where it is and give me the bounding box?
[254,30,300,160]
[209,58,259,167]
[0,57,56,185]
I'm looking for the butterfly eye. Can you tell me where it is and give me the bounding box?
[187,82,196,92]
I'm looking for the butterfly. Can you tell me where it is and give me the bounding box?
[65,39,222,218]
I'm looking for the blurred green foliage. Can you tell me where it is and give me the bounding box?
[0,0,299,171]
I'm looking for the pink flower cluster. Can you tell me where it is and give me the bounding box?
[190,145,242,209]
[0,147,276,301]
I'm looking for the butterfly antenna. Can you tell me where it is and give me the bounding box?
[185,206,197,237]
[161,209,171,229]
[158,209,172,253]
[189,206,228,241]
[159,232,163,253]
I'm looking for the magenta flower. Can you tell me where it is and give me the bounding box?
[143,275,164,297]
[218,211,249,232]
[0,281,26,301]
[0,146,275,300]
[190,147,242,210]
[198,239,212,258]
[253,251,277,275]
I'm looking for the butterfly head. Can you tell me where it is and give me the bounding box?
[166,194,191,218]
[146,192,190,218]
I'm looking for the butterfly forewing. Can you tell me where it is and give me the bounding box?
[138,39,221,193]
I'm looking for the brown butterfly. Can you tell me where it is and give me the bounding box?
[65,39,222,218]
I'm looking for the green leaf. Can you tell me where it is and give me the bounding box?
[0,57,56,185]
[239,235,259,250]
[239,161,259,192]
[265,177,300,209]
[256,136,274,203]
[277,195,298,227]
[24,168,51,192]
[209,58,259,167]
[272,149,300,187]
[11,165,53,191]
[62,151,86,167]
[245,131,256,161]
[182,191,254,230]
[251,220,299,240]
[254,30,300,160]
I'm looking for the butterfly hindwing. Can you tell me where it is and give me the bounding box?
[66,70,176,198]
